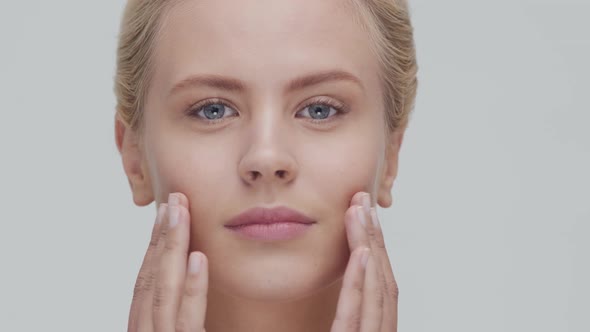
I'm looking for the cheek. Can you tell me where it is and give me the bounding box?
[301,133,381,211]
[146,129,235,210]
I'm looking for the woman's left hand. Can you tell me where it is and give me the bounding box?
[331,192,399,332]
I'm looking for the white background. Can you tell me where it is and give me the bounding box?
[0,0,588,331]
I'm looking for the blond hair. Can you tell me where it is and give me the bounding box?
[114,0,418,134]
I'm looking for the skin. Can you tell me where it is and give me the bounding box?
[115,0,405,331]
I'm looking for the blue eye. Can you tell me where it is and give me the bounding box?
[296,98,346,123]
[189,101,238,122]
[300,104,337,120]
[187,97,347,125]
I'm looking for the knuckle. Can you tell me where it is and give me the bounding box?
[153,286,164,309]
[153,291,163,310]
[159,226,169,241]
[377,286,385,309]
[175,319,189,332]
[346,279,364,296]
[333,313,362,330]
[386,280,400,301]
[153,281,173,309]
[375,236,387,250]
[164,234,181,252]
[365,222,376,237]
[132,273,154,301]
[184,278,201,297]
[175,318,203,332]
[149,235,160,249]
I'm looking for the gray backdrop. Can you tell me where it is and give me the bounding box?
[0,0,588,331]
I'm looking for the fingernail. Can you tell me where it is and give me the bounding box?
[356,206,366,228]
[360,248,370,269]
[362,193,371,214]
[370,208,380,229]
[168,193,179,207]
[169,205,179,228]
[188,252,202,275]
[156,203,167,224]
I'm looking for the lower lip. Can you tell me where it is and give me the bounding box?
[225,222,313,241]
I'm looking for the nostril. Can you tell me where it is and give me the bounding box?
[249,171,261,181]
[243,170,291,182]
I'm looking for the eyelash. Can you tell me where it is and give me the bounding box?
[186,99,238,125]
[298,97,348,124]
[185,97,348,125]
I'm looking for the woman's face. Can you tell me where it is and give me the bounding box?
[120,0,403,301]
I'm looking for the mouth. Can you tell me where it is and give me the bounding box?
[224,206,316,241]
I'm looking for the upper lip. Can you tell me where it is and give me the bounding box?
[225,206,316,227]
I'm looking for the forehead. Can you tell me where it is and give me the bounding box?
[152,0,380,95]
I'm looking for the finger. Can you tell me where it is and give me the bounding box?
[153,194,191,332]
[359,194,389,329]
[354,191,398,330]
[176,252,209,332]
[369,208,399,330]
[345,191,374,252]
[344,204,371,253]
[360,252,383,332]
[360,194,387,281]
[350,191,366,207]
[171,192,190,211]
[128,203,167,332]
[331,247,370,332]
[356,192,399,331]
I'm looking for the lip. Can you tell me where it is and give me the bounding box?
[224,206,316,241]
[224,206,316,227]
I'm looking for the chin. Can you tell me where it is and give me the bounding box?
[208,249,348,302]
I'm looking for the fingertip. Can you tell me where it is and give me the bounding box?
[356,206,367,228]
[177,205,192,232]
[343,205,358,231]
[345,204,359,222]
[177,192,190,210]
[188,252,202,275]
[198,253,208,275]
[177,204,187,221]
[350,191,366,207]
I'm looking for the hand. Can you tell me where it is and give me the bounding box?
[127,192,209,332]
[126,191,398,332]
[331,192,399,332]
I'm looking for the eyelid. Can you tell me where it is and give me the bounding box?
[185,96,349,124]
[186,98,239,122]
[296,96,349,123]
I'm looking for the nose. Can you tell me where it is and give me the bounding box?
[238,124,298,187]
[239,147,298,186]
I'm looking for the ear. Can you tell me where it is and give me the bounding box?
[376,127,406,208]
[115,114,154,206]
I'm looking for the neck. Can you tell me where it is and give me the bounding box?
[205,278,342,332]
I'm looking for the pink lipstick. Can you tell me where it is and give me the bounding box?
[224,206,316,241]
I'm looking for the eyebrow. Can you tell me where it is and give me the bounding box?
[168,69,364,97]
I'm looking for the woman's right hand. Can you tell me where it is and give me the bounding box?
[127,193,209,332]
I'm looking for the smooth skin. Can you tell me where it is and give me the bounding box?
[127,191,398,332]
[116,0,406,330]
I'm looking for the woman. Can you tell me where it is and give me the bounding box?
[114,0,418,330]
